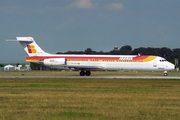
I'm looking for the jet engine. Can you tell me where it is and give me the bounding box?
[40,58,67,66]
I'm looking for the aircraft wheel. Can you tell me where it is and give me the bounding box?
[164,73,168,76]
[80,71,85,76]
[86,71,91,76]
[164,71,168,76]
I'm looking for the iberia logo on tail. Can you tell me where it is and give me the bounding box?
[27,45,37,53]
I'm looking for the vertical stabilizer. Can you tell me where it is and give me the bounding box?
[16,37,49,57]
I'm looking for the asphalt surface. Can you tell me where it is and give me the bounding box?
[0,75,180,79]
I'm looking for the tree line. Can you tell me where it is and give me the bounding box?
[57,45,180,67]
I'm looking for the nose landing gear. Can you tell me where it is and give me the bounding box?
[164,71,168,76]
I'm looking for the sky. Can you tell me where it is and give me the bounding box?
[0,0,180,63]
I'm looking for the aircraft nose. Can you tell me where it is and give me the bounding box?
[172,64,175,70]
[167,62,175,71]
[172,63,176,70]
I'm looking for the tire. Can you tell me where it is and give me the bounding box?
[86,71,91,76]
[80,71,85,76]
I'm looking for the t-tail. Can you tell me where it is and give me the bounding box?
[7,37,49,57]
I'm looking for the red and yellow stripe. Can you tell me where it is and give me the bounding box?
[26,56,156,62]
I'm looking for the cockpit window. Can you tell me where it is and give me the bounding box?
[160,59,167,62]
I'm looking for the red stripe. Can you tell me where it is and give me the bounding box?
[26,56,120,60]
[26,55,150,61]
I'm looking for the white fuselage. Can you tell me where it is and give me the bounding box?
[26,54,175,72]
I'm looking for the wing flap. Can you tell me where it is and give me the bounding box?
[54,65,103,70]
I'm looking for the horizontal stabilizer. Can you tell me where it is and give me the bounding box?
[6,40,33,42]
[6,40,18,42]
[6,37,34,42]
[17,37,34,42]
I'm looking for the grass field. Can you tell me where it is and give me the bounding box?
[0,78,180,120]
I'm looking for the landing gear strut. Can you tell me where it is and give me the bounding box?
[80,70,91,76]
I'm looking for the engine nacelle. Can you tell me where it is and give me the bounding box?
[42,58,67,66]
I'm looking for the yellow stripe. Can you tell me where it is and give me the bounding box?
[26,59,41,61]
[144,56,156,62]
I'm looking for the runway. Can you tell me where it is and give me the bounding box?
[1,75,180,79]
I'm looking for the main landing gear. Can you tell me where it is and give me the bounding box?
[80,70,91,76]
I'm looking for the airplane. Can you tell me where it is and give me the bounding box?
[7,37,175,76]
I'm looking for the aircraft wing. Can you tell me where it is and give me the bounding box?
[56,65,103,70]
